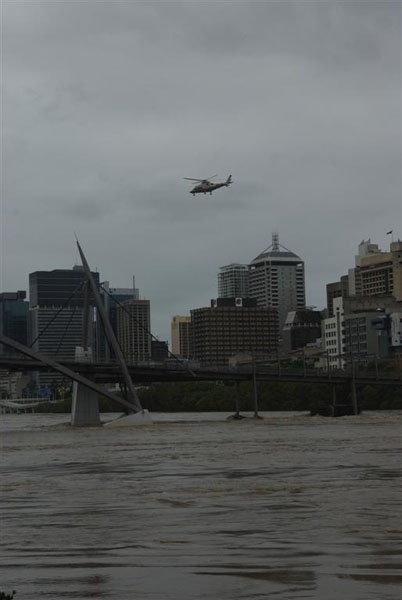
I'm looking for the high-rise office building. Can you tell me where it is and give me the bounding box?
[117,299,151,363]
[171,316,192,358]
[350,239,402,300]
[29,266,100,308]
[28,266,101,386]
[322,294,402,369]
[218,264,249,298]
[29,306,85,361]
[248,232,305,331]
[101,278,139,360]
[191,298,278,366]
[0,291,29,355]
[324,238,402,367]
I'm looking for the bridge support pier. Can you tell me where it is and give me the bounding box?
[71,346,101,427]
[227,381,246,420]
[235,381,241,417]
[71,380,101,427]
[351,377,358,415]
[331,385,337,414]
[252,363,262,419]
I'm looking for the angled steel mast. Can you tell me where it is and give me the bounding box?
[76,239,143,413]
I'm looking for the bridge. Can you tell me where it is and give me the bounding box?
[1,239,400,424]
[0,354,400,387]
[1,349,400,420]
[0,396,53,413]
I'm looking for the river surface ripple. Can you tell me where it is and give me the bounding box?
[1,411,401,600]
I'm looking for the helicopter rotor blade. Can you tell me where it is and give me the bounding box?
[183,177,204,182]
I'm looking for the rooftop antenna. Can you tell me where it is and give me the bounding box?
[272,231,279,251]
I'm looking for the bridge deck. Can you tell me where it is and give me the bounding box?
[0,357,400,386]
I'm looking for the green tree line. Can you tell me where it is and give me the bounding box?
[33,380,402,413]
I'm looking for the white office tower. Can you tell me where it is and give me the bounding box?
[322,296,345,370]
[218,263,249,298]
[248,232,305,331]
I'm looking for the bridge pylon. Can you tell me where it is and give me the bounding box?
[71,346,101,426]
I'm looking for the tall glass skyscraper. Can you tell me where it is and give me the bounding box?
[28,266,101,386]
[29,266,100,308]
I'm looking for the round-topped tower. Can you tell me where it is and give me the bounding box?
[248,232,306,332]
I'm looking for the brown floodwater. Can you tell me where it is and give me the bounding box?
[1,411,401,599]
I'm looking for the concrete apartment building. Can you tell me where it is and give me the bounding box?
[191,298,278,366]
[248,233,305,332]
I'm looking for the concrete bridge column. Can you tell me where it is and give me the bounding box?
[71,347,101,427]
[252,362,262,419]
[351,376,358,416]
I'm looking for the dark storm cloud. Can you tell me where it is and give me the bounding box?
[2,1,401,340]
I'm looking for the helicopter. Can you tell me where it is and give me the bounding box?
[184,174,232,196]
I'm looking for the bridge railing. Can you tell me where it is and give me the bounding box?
[1,355,401,384]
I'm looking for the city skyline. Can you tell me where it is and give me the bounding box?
[2,2,400,343]
[1,232,400,346]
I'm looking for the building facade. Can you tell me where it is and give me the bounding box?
[326,275,349,318]
[350,239,402,301]
[322,295,402,369]
[218,263,249,298]
[101,278,139,360]
[117,299,151,363]
[29,266,100,307]
[151,340,169,362]
[248,233,305,331]
[322,296,345,370]
[28,266,101,387]
[171,316,192,358]
[29,306,86,361]
[0,291,29,355]
[282,309,322,353]
[191,298,278,366]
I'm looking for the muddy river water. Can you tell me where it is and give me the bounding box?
[1,411,401,599]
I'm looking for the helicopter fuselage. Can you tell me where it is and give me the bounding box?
[190,182,228,195]
[188,175,232,196]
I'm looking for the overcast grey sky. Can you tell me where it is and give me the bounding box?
[1,1,401,342]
